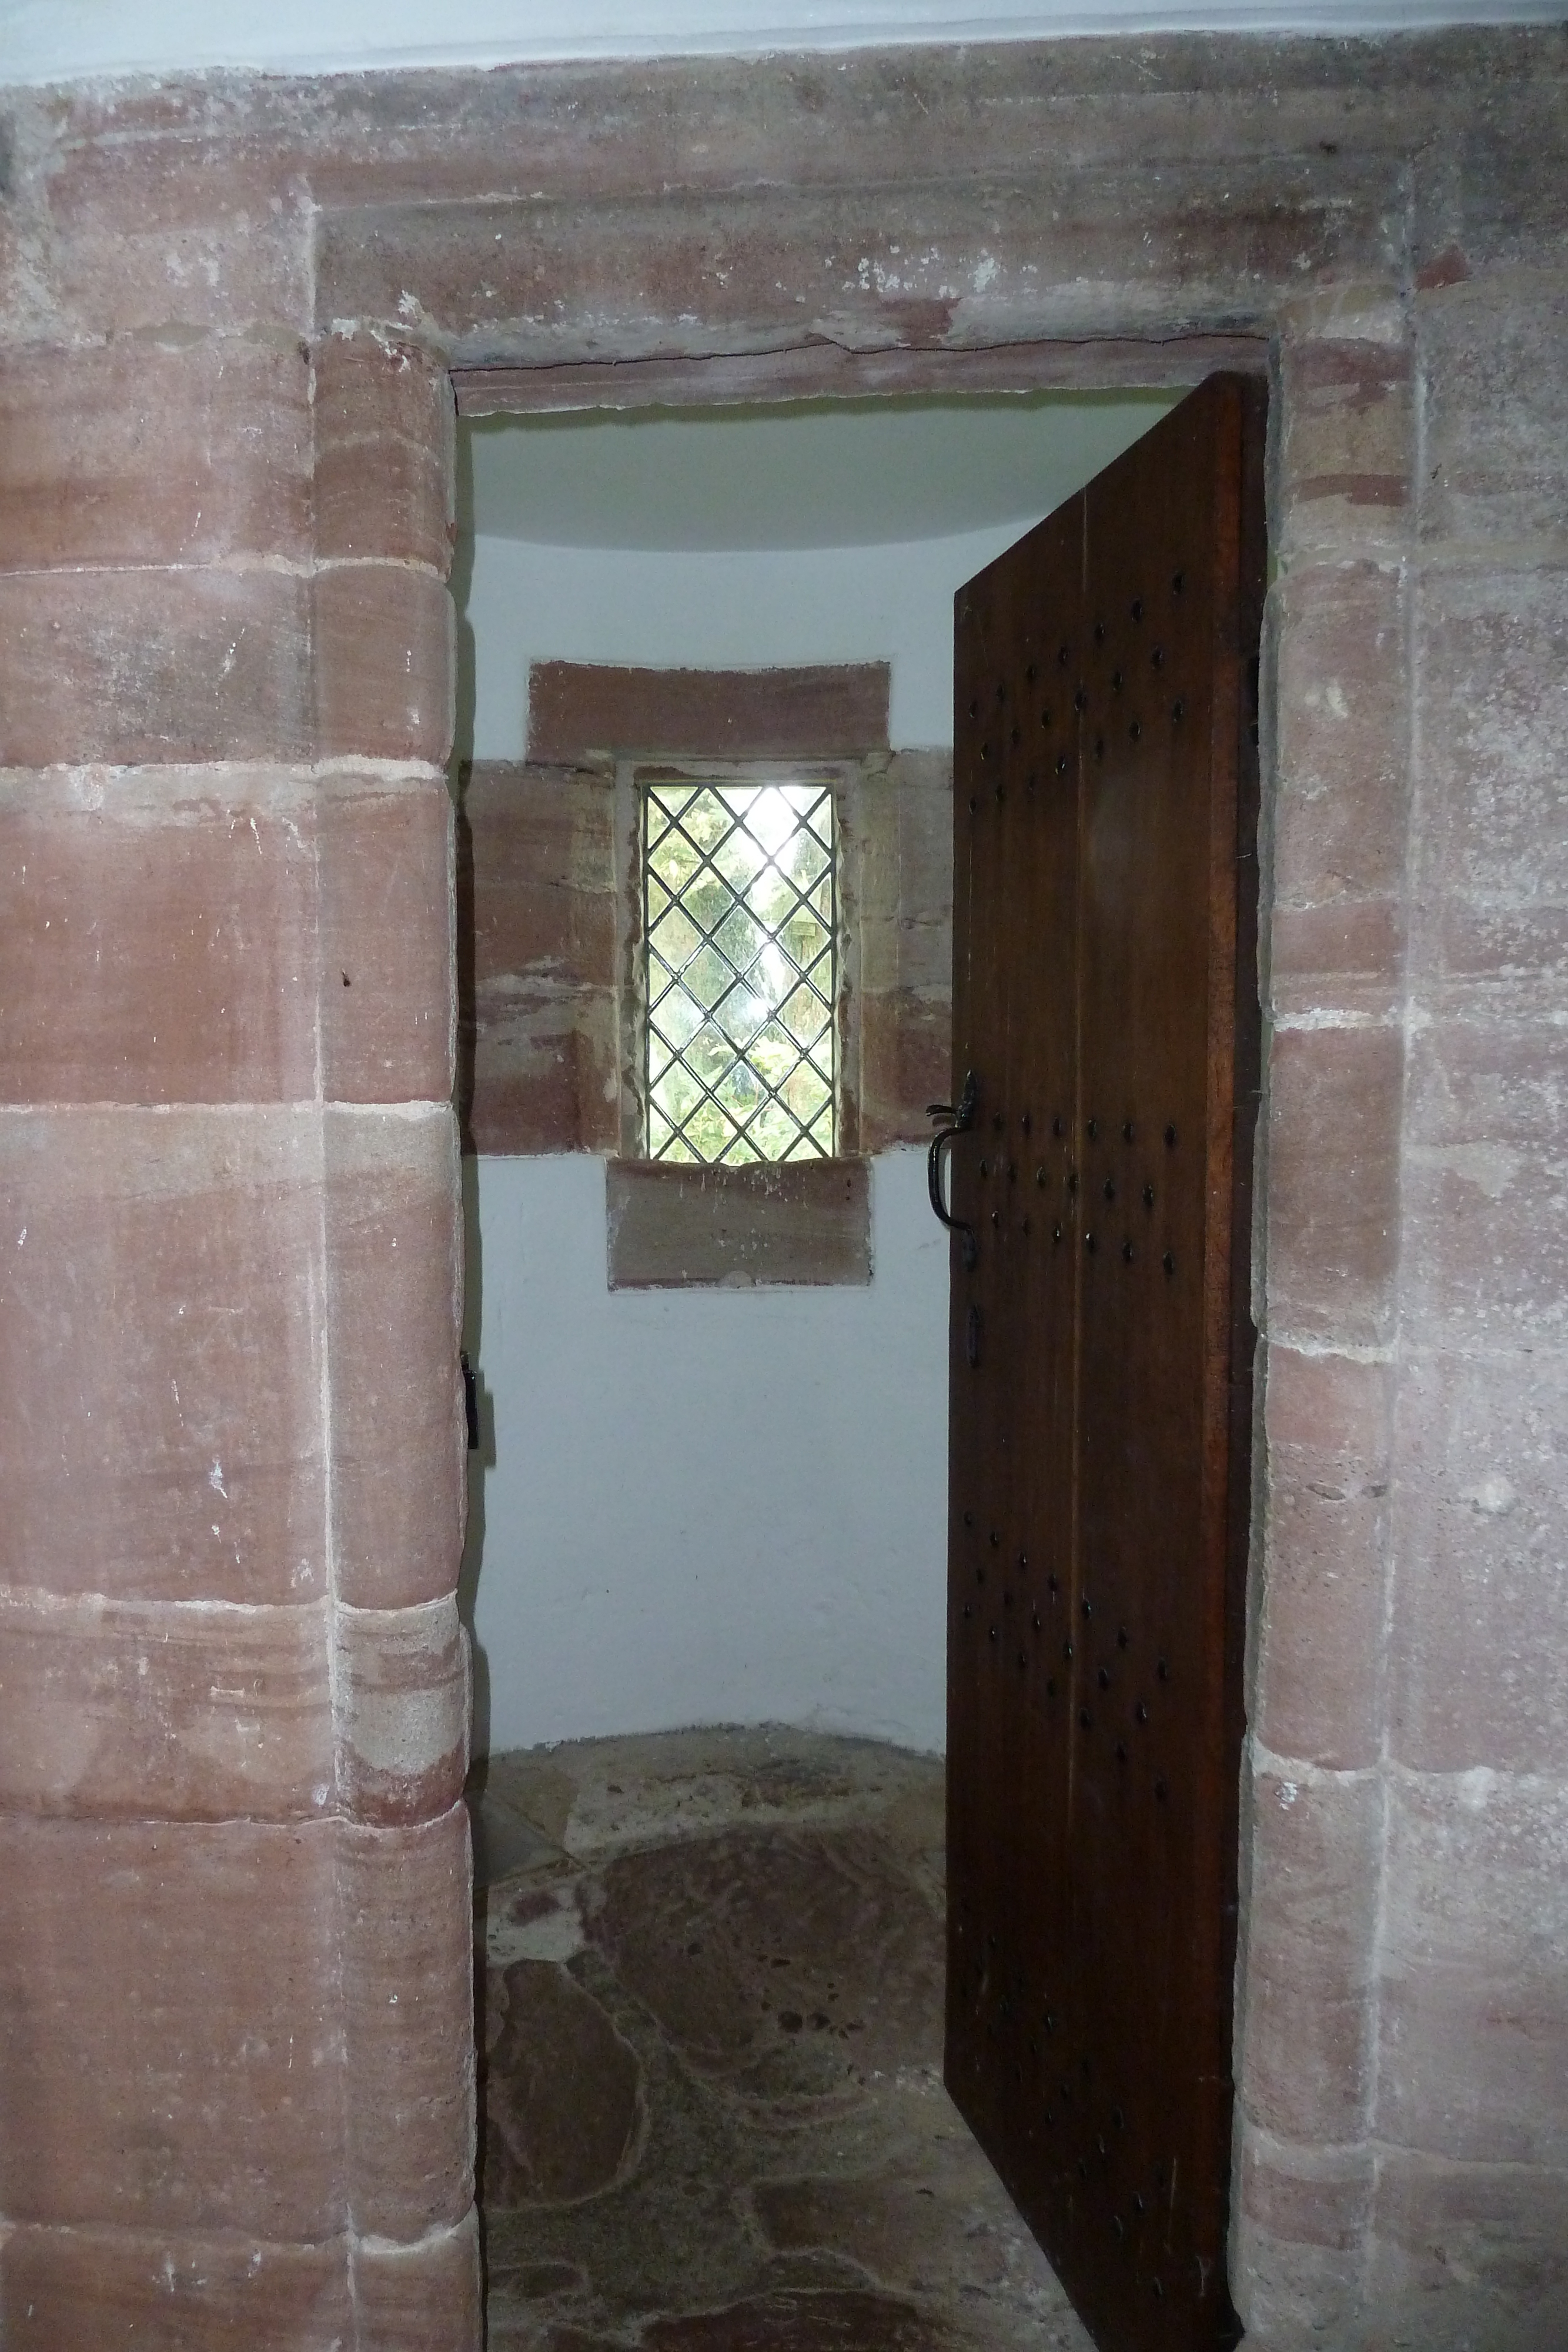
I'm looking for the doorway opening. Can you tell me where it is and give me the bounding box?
[450,363,1263,2351]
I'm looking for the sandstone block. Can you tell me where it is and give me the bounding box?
[0,338,311,572]
[315,162,1398,362]
[335,1596,470,1826]
[1413,97,1568,281]
[880,907,954,1002]
[0,151,39,343]
[1390,1345,1568,1774]
[1413,560,1568,913]
[1400,1014,1568,1349]
[314,564,453,768]
[462,763,616,988]
[1276,330,1413,556]
[1267,898,1405,1028]
[319,773,455,1107]
[0,566,451,774]
[0,1816,342,2236]
[1425,897,1568,1027]
[459,761,618,1152]
[1253,1343,1393,1769]
[888,751,955,917]
[1268,279,1408,346]
[293,42,1438,212]
[1263,1334,1396,1472]
[1377,1769,1568,2166]
[0,2223,352,2352]
[849,754,954,1000]
[1419,275,1568,546]
[853,896,942,1001]
[456,762,616,1148]
[456,332,1261,415]
[606,1158,871,1289]
[466,988,620,1157]
[850,754,952,1147]
[1236,1759,1381,2147]
[1231,2122,1373,2351]
[0,1591,332,1822]
[324,1107,464,1611]
[859,988,954,1154]
[1269,561,1409,913]
[0,767,453,1110]
[0,1107,327,1605]
[0,567,311,769]
[47,135,312,339]
[0,769,318,1106]
[1263,1023,1403,1351]
[528,659,890,763]
[313,335,454,575]
[342,1805,475,2239]
[352,2211,483,2352]
[851,748,950,941]
[1367,2148,1568,2352]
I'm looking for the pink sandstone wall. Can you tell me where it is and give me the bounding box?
[0,29,1563,2348]
[0,168,481,2349]
[1237,179,1568,2345]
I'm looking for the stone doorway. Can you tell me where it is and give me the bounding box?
[3,36,1561,2348]
[452,363,1258,2351]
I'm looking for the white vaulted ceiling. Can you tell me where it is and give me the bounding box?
[0,0,1556,83]
[461,395,1177,554]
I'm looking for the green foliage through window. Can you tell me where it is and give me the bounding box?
[644,779,837,1163]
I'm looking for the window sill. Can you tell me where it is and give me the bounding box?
[606,1157,871,1290]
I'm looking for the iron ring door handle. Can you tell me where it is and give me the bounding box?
[928,1068,978,1270]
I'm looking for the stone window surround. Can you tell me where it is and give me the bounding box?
[528,656,888,1165]
[455,732,950,1176]
[483,655,896,1285]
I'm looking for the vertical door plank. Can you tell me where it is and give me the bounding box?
[945,377,1265,2352]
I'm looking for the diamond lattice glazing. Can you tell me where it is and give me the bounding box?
[644,780,837,1163]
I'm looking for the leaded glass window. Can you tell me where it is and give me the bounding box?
[643,778,837,1163]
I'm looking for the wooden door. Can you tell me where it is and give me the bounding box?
[942,375,1265,2352]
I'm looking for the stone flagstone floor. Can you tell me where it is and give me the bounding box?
[471,1726,1096,2351]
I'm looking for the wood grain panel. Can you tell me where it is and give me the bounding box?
[945,375,1265,2352]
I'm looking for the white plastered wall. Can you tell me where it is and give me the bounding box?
[463,1150,952,1752]
[459,405,1172,1755]
[461,528,1019,1755]
[463,527,1029,761]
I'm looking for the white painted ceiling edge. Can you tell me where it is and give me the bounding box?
[0,0,1557,84]
[461,395,1177,551]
